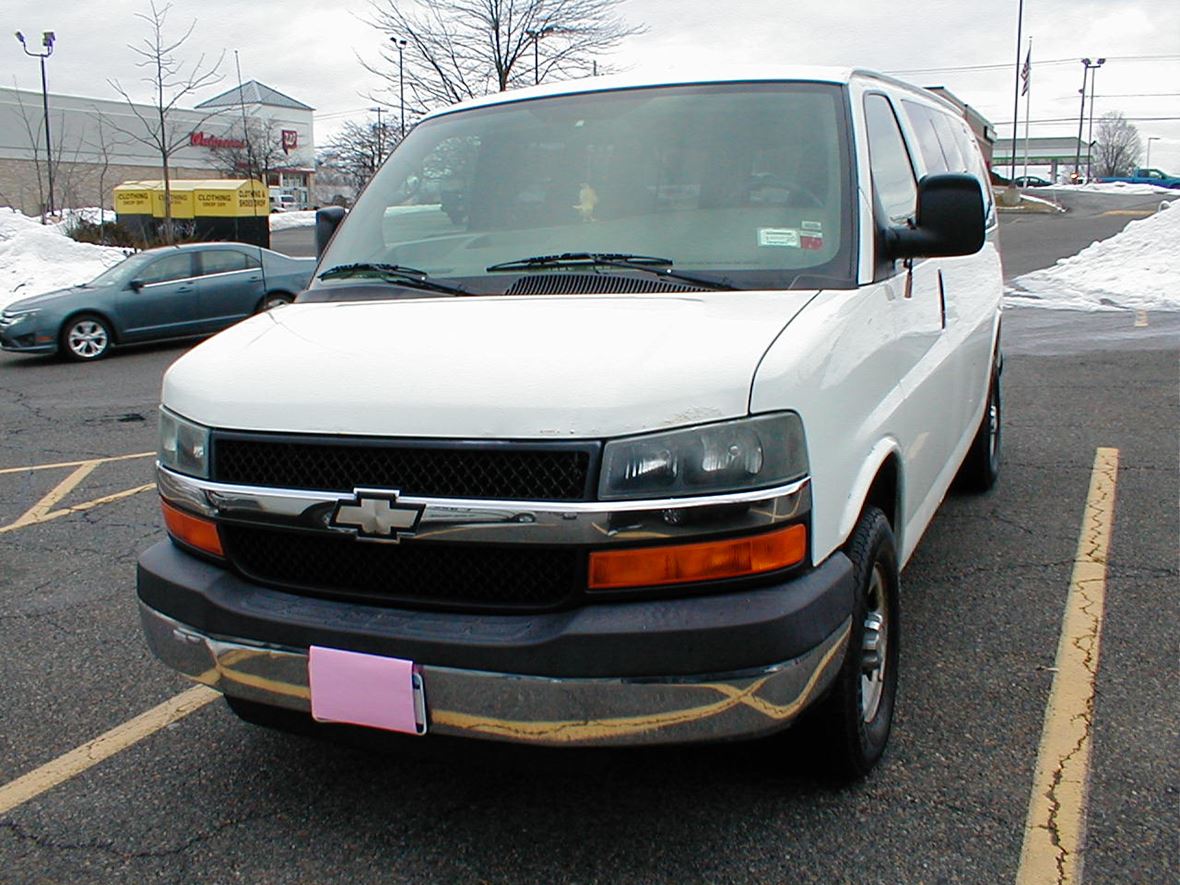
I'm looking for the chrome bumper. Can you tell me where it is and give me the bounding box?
[140,601,850,747]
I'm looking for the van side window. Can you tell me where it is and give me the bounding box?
[951,120,994,214]
[928,112,967,173]
[864,94,918,227]
[900,101,949,174]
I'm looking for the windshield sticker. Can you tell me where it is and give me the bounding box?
[801,220,823,231]
[800,230,825,251]
[758,228,800,248]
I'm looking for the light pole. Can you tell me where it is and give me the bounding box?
[392,38,407,138]
[1007,0,1024,186]
[1146,136,1160,168]
[1073,59,1091,181]
[15,29,56,217]
[1085,57,1105,181]
[526,27,556,86]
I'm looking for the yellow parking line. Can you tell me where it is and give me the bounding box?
[2,461,100,532]
[0,450,157,534]
[1134,310,1148,328]
[0,451,154,475]
[0,686,219,816]
[0,483,157,534]
[1016,447,1119,885]
[1100,209,1154,217]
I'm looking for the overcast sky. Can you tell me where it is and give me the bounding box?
[8,0,1180,170]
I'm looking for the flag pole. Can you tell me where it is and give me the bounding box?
[1022,37,1032,183]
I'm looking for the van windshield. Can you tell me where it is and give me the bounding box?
[317,82,854,294]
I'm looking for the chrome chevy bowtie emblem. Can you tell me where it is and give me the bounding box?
[330,490,423,542]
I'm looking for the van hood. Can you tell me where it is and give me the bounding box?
[163,292,817,439]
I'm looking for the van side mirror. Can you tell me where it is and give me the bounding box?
[315,206,347,257]
[887,173,985,260]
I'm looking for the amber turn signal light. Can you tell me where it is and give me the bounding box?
[588,523,807,591]
[161,499,223,557]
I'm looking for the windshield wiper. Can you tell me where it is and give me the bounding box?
[318,262,467,294]
[486,253,734,291]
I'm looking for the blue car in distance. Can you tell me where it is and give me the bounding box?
[0,242,315,361]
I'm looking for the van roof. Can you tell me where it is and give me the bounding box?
[419,65,954,122]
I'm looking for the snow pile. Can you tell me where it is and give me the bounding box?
[269,210,318,231]
[1008,203,1180,311]
[0,209,128,310]
[1070,181,1178,196]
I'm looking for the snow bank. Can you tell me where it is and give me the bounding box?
[269,210,318,231]
[0,209,128,310]
[1063,182,1178,196]
[1007,203,1180,312]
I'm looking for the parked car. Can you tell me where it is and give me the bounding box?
[270,193,299,213]
[1096,168,1180,188]
[1013,175,1052,188]
[0,243,314,361]
[138,67,1002,779]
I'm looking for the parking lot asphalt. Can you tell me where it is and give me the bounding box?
[0,205,1176,883]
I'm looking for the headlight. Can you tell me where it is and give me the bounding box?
[159,408,210,478]
[599,413,808,500]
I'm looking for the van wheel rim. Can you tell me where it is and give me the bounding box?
[987,388,1000,460]
[860,564,888,723]
[68,321,107,358]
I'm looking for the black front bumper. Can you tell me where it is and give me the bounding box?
[137,540,853,679]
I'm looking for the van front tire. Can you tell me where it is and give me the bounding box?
[808,506,900,781]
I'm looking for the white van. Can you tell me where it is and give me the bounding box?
[140,67,1002,778]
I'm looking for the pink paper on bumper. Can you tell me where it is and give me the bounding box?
[308,646,420,734]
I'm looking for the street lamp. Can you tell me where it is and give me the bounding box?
[1146,136,1160,168]
[1085,57,1105,181]
[15,29,56,217]
[1073,57,1104,181]
[392,37,407,138]
[526,27,557,86]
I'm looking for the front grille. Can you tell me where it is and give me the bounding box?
[221,524,582,611]
[505,273,705,296]
[212,435,595,500]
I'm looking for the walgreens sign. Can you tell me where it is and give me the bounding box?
[190,131,246,150]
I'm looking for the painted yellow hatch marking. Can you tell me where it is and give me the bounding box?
[1016,447,1119,885]
[0,686,218,816]
[0,452,155,534]
[1133,310,1149,328]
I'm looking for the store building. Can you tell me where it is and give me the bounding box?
[0,80,314,216]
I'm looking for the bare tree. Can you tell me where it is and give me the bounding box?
[10,85,59,218]
[208,116,288,184]
[319,119,399,192]
[83,113,130,234]
[362,0,644,114]
[1092,112,1142,178]
[108,1,224,241]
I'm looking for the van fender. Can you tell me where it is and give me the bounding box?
[836,437,904,553]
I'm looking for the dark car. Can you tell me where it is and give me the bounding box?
[1013,175,1052,188]
[0,242,315,361]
